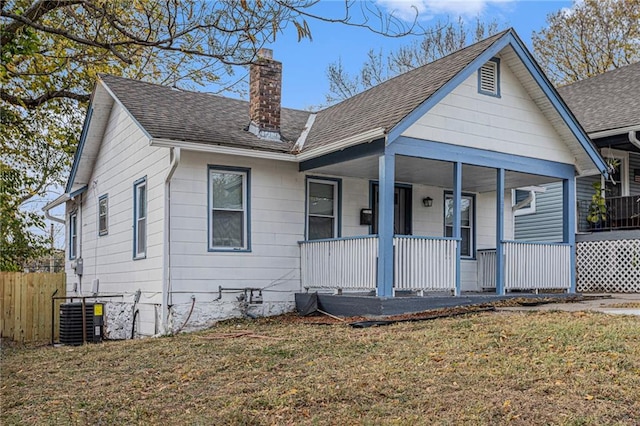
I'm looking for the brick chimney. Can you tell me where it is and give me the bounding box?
[248,48,282,140]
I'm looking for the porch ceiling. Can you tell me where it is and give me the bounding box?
[309,154,561,192]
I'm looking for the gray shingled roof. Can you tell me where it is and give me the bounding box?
[557,62,640,134]
[303,30,509,150]
[99,30,509,154]
[99,74,310,153]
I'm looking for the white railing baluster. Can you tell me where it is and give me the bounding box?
[300,236,379,290]
[502,241,571,290]
[393,236,457,292]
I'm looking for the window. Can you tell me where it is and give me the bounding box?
[512,189,536,216]
[209,166,249,251]
[133,178,147,259]
[444,193,475,258]
[69,212,77,260]
[98,194,108,236]
[599,149,629,198]
[478,58,500,97]
[306,178,340,240]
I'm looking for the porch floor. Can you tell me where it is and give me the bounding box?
[295,292,579,317]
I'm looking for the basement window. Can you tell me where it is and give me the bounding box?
[478,58,500,97]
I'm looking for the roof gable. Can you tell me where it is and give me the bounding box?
[382,29,608,176]
[303,31,509,151]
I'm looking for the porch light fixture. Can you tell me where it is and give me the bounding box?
[422,197,433,208]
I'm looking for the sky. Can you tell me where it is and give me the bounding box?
[242,0,573,110]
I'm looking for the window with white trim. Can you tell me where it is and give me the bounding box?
[307,178,339,240]
[69,212,77,260]
[512,189,536,216]
[98,194,108,236]
[478,58,500,97]
[133,178,147,259]
[209,167,249,250]
[600,150,629,198]
[444,193,475,258]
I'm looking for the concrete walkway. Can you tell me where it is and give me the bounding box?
[498,294,640,316]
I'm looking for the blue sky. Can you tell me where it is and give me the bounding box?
[248,0,572,110]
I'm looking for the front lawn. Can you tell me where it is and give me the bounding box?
[2,311,639,425]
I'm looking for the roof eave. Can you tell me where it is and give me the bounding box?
[150,138,298,161]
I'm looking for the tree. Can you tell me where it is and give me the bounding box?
[0,164,50,271]
[0,0,423,268]
[325,17,500,104]
[532,0,640,85]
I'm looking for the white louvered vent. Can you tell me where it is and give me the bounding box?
[479,61,498,95]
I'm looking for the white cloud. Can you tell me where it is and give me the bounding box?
[376,0,514,21]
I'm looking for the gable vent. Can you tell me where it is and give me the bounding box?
[479,60,499,96]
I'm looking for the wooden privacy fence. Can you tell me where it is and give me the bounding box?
[1,272,66,343]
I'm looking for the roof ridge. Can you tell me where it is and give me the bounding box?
[316,28,511,114]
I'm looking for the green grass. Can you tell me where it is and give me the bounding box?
[2,311,639,425]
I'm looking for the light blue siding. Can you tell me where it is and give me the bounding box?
[515,153,640,240]
[514,182,563,242]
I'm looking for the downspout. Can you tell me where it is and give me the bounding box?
[162,147,180,334]
[77,192,83,295]
[629,131,640,150]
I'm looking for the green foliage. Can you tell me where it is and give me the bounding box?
[586,181,607,225]
[0,164,50,271]
[533,0,640,85]
[1,0,421,258]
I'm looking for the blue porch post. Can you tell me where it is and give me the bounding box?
[377,154,395,297]
[563,177,576,293]
[495,168,505,295]
[453,162,462,296]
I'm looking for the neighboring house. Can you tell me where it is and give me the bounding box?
[45,29,607,337]
[514,62,640,292]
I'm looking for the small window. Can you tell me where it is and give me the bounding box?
[478,58,500,97]
[98,194,108,236]
[133,178,147,259]
[209,166,250,251]
[307,178,340,240]
[69,212,77,260]
[444,193,475,258]
[512,189,536,216]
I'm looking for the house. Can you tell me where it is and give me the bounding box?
[514,62,640,293]
[44,29,607,338]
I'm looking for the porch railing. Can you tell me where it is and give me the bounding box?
[299,236,378,290]
[578,195,640,232]
[394,236,457,292]
[503,241,571,290]
[477,249,497,289]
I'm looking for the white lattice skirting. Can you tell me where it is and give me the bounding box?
[576,239,640,293]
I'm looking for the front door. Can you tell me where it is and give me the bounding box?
[372,184,412,235]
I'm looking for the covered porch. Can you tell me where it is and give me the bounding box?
[298,138,577,298]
